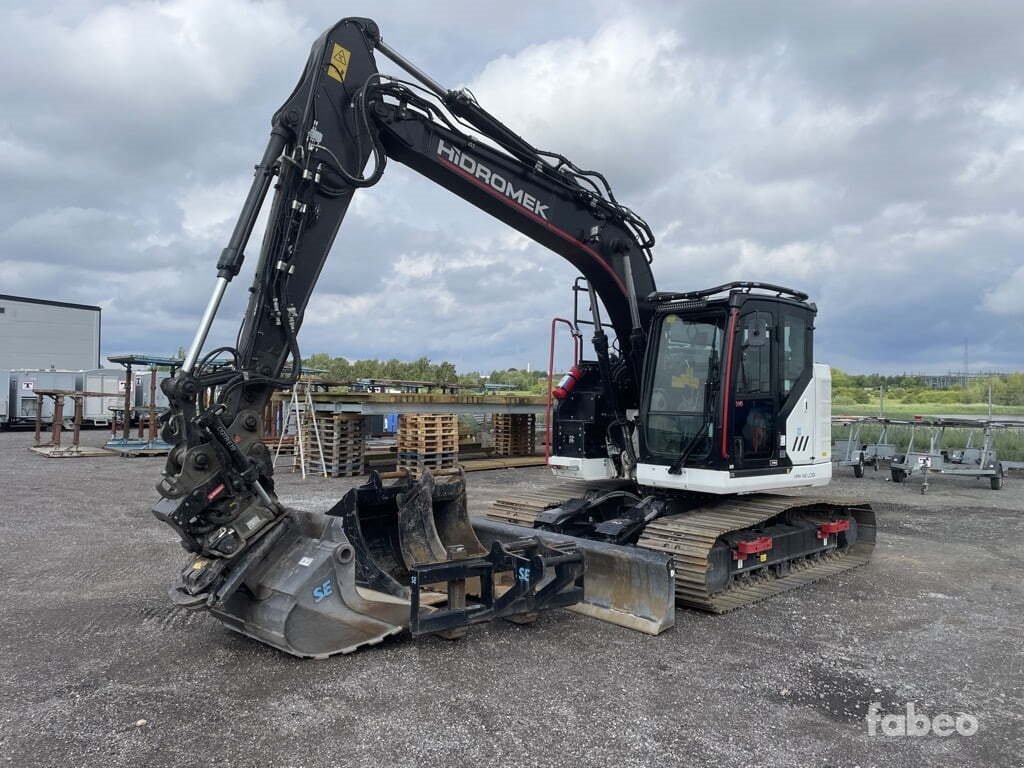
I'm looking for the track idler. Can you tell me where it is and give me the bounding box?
[179,470,583,658]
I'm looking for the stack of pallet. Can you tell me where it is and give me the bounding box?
[492,413,537,457]
[397,413,458,477]
[300,412,364,477]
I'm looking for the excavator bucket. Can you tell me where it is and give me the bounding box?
[208,510,411,658]
[333,471,412,599]
[198,471,582,657]
[417,470,488,559]
[332,470,487,589]
[396,472,449,565]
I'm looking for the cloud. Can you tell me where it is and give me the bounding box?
[0,0,1022,374]
[984,264,1024,316]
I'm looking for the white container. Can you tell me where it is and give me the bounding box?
[8,369,84,424]
[82,368,125,425]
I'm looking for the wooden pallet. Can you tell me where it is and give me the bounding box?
[492,413,537,457]
[397,451,458,464]
[395,460,459,479]
[460,456,546,471]
[299,412,365,477]
[320,461,365,476]
[397,413,459,477]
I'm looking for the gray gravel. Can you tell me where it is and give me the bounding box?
[1,429,1021,767]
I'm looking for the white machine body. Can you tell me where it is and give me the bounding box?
[551,365,834,495]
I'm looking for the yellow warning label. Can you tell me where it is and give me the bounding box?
[327,43,351,83]
[672,372,699,389]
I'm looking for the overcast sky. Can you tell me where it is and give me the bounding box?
[2,0,1022,374]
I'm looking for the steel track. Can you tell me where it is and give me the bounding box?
[487,487,876,613]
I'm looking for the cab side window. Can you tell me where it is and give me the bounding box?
[737,311,771,396]
[781,313,808,396]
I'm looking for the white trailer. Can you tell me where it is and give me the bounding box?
[7,370,84,425]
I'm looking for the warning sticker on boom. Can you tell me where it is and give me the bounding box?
[327,43,351,83]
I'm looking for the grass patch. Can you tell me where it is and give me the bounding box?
[835,402,1024,419]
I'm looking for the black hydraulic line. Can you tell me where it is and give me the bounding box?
[369,90,655,351]
[651,281,810,303]
[586,283,636,467]
[374,39,448,98]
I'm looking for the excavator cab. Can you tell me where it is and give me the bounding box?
[635,282,828,492]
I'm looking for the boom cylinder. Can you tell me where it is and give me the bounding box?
[182,276,229,373]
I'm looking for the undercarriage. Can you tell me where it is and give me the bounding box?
[484,483,875,618]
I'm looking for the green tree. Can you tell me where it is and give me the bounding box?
[435,361,457,384]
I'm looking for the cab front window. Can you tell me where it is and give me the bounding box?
[645,314,724,457]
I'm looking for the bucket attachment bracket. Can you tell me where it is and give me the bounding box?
[408,537,584,637]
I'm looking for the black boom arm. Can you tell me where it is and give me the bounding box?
[153,17,656,562]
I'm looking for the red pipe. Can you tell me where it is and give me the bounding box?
[721,309,739,459]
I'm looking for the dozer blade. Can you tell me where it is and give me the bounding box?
[472,518,676,635]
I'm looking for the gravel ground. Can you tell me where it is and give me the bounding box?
[1,428,1021,768]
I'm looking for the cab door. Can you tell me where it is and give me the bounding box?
[728,305,778,469]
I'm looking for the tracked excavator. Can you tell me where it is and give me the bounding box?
[152,17,875,657]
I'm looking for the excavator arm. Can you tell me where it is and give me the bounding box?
[155,17,656,559]
[150,17,663,654]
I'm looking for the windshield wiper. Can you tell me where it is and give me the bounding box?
[667,420,707,475]
[666,353,720,475]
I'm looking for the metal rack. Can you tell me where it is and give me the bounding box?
[834,416,1014,492]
